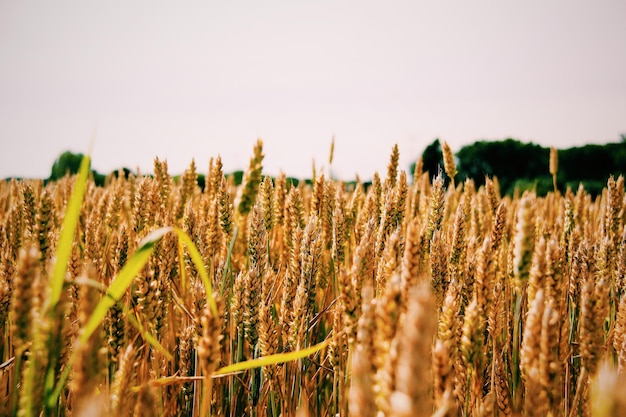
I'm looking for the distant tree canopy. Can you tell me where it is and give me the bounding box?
[421,138,444,179]
[49,151,84,180]
[456,139,549,195]
[47,140,626,197]
[45,150,313,191]
[49,151,106,186]
[413,138,626,196]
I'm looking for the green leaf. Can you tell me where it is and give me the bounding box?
[127,310,173,361]
[172,228,218,317]
[43,154,91,415]
[219,226,238,296]
[51,228,170,406]
[130,376,204,393]
[53,226,211,406]
[79,227,169,345]
[49,154,90,309]
[213,339,329,376]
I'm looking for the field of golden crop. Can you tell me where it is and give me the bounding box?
[1,140,625,416]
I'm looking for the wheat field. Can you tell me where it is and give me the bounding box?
[0,140,625,416]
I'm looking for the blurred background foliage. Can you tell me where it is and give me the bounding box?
[12,135,626,198]
[412,135,626,197]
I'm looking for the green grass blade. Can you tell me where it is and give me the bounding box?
[213,339,329,376]
[127,309,173,361]
[172,227,218,317]
[51,228,171,406]
[43,154,91,414]
[79,227,170,344]
[178,238,187,294]
[220,226,239,296]
[130,376,204,393]
[49,154,91,309]
[52,227,212,407]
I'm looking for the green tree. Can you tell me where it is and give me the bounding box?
[409,136,626,197]
[559,144,613,182]
[49,151,85,181]
[421,138,443,178]
[49,151,108,186]
[456,139,548,195]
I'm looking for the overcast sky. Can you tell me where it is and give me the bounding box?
[1,1,625,180]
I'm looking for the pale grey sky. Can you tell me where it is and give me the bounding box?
[1,1,625,180]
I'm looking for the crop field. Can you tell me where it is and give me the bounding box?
[0,140,625,416]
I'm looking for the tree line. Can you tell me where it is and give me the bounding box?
[41,135,626,197]
[414,136,626,196]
